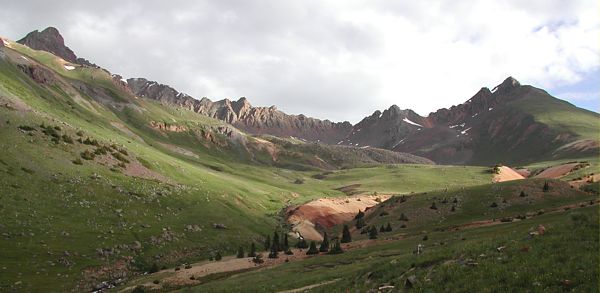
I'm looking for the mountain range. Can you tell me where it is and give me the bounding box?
[7,27,600,165]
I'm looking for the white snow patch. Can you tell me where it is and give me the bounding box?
[337,141,343,145]
[449,124,459,129]
[20,56,28,61]
[392,138,406,148]
[378,112,383,118]
[64,65,75,70]
[491,86,498,93]
[355,143,359,146]
[461,127,472,135]
[360,146,369,149]
[121,78,127,83]
[471,113,478,118]
[488,107,493,111]
[402,118,423,127]
[459,123,465,127]
[2,39,9,46]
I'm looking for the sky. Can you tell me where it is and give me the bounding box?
[0,0,598,123]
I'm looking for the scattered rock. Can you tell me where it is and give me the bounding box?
[213,223,227,229]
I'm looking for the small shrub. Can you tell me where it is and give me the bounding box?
[81,150,95,160]
[430,202,438,210]
[490,202,498,208]
[18,125,36,131]
[76,130,84,137]
[72,158,83,165]
[152,280,160,284]
[62,135,74,144]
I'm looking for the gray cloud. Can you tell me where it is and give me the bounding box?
[1,0,598,122]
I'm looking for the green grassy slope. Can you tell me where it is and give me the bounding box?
[0,42,495,291]
[178,180,597,292]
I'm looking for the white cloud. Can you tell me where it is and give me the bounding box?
[1,0,598,122]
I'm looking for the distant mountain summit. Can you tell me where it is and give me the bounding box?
[17,27,96,67]
[127,78,353,143]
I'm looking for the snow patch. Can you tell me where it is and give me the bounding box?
[20,56,28,61]
[461,127,472,135]
[337,141,343,145]
[2,39,9,46]
[392,138,406,148]
[471,113,478,118]
[488,107,493,111]
[402,118,423,127]
[360,146,369,149]
[64,65,75,70]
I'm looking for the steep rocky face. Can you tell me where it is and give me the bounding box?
[127,78,353,143]
[17,27,96,67]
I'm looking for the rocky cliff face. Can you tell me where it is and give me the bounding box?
[17,27,96,67]
[127,78,353,143]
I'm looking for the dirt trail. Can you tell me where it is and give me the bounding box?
[493,166,525,182]
[533,163,581,179]
[276,278,341,293]
[286,194,391,241]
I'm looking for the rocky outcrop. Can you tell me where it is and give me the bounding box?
[17,27,97,67]
[127,78,353,143]
[17,64,55,84]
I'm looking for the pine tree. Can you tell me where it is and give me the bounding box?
[379,225,385,233]
[268,242,279,258]
[283,233,289,251]
[543,181,550,192]
[355,210,366,229]
[319,232,329,252]
[368,226,378,239]
[237,246,245,258]
[264,235,271,251]
[341,225,352,243]
[215,251,222,261]
[355,217,365,229]
[306,241,319,255]
[453,198,458,203]
[399,213,408,221]
[451,205,456,212]
[273,231,280,252]
[519,190,527,197]
[430,201,438,210]
[385,222,392,232]
[328,239,343,254]
[248,243,257,257]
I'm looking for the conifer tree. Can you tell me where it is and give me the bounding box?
[430,201,438,210]
[368,226,378,239]
[379,225,385,233]
[264,235,271,251]
[248,243,257,257]
[237,246,245,258]
[273,231,280,252]
[306,241,319,255]
[329,239,343,254]
[215,251,222,261]
[385,222,392,232]
[268,242,279,258]
[341,224,352,243]
[543,181,550,192]
[283,233,289,251]
[296,238,308,249]
[319,232,329,252]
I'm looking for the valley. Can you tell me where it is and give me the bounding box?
[0,27,598,292]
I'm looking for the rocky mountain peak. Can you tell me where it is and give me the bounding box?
[492,76,521,95]
[18,27,96,67]
[18,27,76,63]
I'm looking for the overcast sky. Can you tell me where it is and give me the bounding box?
[1,0,598,123]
